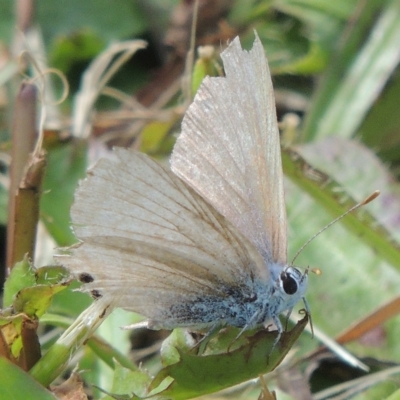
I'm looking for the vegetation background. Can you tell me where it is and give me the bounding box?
[0,0,400,399]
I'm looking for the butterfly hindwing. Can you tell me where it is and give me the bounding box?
[57,149,269,326]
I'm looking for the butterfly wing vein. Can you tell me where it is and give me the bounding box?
[58,149,268,326]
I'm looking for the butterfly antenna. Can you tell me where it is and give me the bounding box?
[291,190,380,265]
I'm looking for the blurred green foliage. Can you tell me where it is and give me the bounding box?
[1,0,400,399]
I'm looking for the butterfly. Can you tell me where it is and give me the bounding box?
[58,33,308,341]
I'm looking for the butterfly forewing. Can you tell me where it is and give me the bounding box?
[171,35,287,265]
[58,149,269,326]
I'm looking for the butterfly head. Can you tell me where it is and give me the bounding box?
[270,265,311,337]
[280,266,308,297]
[273,265,309,315]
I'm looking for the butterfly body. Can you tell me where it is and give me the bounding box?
[148,265,307,331]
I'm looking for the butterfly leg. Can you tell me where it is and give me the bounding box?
[302,296,313,338]
[194,323,222,355]
[284,307,293,331]
[227,309,265,352]
[266,315,284,361]
[226,324,250,352]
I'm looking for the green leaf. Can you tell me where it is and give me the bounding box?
[282,146,400,270]
[148,317,307,399]
[107,362,152,399]
[3,257,36,308]
[4,262,71,317]
[37,0,148,46]
[14,285,67,318]
[387,387,400,400]
[50,29,105,74]
[359,68,400,164]
[41,139,87,246]
[0,357,56,400]
[191,46,221,94]
[302,0,400,141]
[283,139,400,365]
[140,121,176,155]
[35,265,70,285]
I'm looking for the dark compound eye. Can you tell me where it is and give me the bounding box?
[281,273,298,295]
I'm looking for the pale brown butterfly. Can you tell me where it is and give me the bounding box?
[57,34,308,341]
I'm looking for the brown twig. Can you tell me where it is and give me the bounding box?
[6,82,46,271]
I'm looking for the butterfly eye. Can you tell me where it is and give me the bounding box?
[281,272,298,295]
